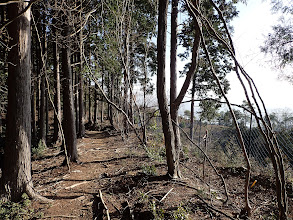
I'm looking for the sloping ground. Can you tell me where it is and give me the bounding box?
[32,130,293,219]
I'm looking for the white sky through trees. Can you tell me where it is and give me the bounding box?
[138,1,293,114]
[227,0,293,111]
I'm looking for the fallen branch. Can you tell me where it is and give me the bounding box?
[42,215,78,219]
[65,181,88,190]
[94,190,110,220]
[159,188,173,203]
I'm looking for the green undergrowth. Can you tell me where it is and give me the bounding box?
[32,140,47,158]
[0,193,43,220]
[141,164,157,176]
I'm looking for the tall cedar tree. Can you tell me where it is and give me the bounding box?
[157,0,201,177]
[1,2,33,201]
[52,16,62,144]
[61,19,78,162]
[157,0,178,178]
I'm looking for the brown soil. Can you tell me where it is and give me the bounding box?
[32,130,293,219]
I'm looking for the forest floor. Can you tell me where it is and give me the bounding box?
[32,129,293,219]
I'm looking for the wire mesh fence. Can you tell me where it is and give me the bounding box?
[188,115,293,168]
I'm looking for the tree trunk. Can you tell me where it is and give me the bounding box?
[142,78,147,144]
[123,70,129,134]
[100,73,104,123]
[109,72,114,127]
[78,71,85,137]
[31,73,37,143]
[88,78,92,125]
[93,82,99,126]
[157,0,201,178]
[157,0,178,178]
[78,19,85,137]
[0,7,4,137]
[39,74,46,146]
[52,20,62,144]
[129,77,134,124]
[190,76,196,140]
[61,23,78,162]
[1,2,33,201]
[170,0,181,175]
[38,14,46,147]
[37,72,41,128]
[0,113,2,137]
[107,72,111,121]
[84,78,87,119]
[45,86,49,140]
[74,68,79,135]
[31,21,37,144]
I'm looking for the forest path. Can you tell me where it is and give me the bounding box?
[31,130,293,219]
[32,130,148,219]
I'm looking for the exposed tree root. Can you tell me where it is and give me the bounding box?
[25,184,53,203]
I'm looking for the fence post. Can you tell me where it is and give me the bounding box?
[248,113,253,157]
[203,130,208,180]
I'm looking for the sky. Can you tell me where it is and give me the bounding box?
[138,0,293,115]
[227,0,293,112]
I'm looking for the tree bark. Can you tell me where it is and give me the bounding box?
[84,78,87,119]
[39,68,46,146]
[100,73,104,123]
[78,13,85,137]
[52,19,62,144]
[88,78,92,125]
[31,72,37,143]
[157,0,201,178]
[78,70,85,137]
[109,72,114,127]
[170,0,181,176]
[61,22,78,162]
[45,85,49,141]
[38,11,46,147]
[0,113,2,137]
[129,77,134,124]
[1,2,33,201]
[37,71,40,127]
[142,77,147,144]
[157,0,178,178]
[190,76,196,140]
[74,68,79,135]
[123,70,129,134]
[93,83,99,126]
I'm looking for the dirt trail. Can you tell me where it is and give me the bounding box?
[32,130,293,219]
[32,131,151,219]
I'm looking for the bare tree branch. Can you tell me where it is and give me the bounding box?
[0,0,41,33]
[185,0,252,214]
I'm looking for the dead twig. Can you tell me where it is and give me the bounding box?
[96,190,110,220]
[65,181,88,190]
[202,130,208,180]
[42,215,78,219]
[159,188,173,203]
